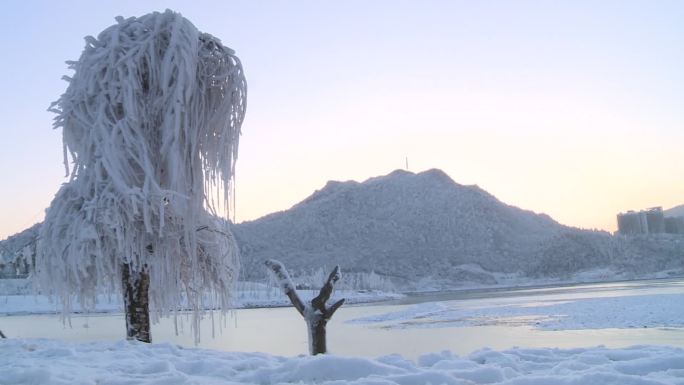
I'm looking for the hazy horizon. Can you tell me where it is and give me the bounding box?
[1,0,682,239]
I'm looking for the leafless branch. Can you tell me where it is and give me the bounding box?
[326,298,345,319]
[312,266,340,313]
[264,259,305,316]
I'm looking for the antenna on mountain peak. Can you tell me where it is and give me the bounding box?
[405,156,409,171]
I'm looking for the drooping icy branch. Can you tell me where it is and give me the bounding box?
[35,10,246,341]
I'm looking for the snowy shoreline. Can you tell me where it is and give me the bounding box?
[0,288,403,317]
[3,274,683,317]
[400,269,684,296]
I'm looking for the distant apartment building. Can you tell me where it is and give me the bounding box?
[645,207,666,233]
[617,206,683,235]
[617,211,642,234]
[617,210,648,234]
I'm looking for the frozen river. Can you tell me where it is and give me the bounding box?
[2,278,683,359]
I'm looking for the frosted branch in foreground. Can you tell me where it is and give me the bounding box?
[264,259,305,316]
[265,259,345,354]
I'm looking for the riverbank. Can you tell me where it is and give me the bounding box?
[0,287,403,316]
[3,274,684,316]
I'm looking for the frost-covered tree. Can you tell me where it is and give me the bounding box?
[35,10,246,342]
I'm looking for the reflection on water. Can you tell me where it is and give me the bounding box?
[2,278,683,359]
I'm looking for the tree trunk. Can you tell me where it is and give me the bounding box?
[122,263,151,343]
[307,313,328,355]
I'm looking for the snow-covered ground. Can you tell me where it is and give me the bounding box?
[349,292,684,331]
[3,339,684,385]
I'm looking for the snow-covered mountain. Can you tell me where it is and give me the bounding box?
[234,169,558,282]
[233,169,684,286]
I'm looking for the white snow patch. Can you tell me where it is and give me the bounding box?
[2,339,683,384]
[348,293,684,331]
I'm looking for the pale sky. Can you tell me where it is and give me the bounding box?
[1,0,682,240]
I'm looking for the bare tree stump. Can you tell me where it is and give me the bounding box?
[122,263,151,343]
[265,259,345,355]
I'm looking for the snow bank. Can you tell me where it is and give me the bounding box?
[2,339,684,384]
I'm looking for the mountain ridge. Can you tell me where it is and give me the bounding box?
[233,169,683,286]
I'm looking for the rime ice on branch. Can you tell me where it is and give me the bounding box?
[265,259,345,355]
[34,10,247,343]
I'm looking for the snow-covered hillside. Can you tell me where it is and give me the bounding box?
[234,169,684,287]
[236,169,561,282]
